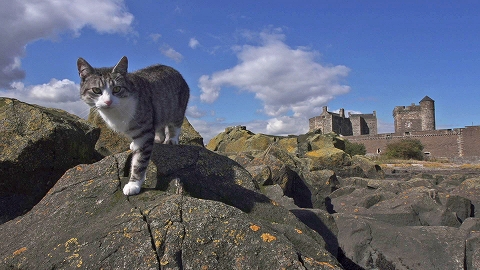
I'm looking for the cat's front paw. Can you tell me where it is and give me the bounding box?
[164,137,179,145]
[123,182,142,195]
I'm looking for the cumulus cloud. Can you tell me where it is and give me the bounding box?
[29,79,80,103]
[198,29,351,135]
[189,37,200,49]
[3,79,90,117]
[160,45,184,63]
[0,0,134,88]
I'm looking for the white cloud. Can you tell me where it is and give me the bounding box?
[0,0,134,88]
[160,45,184,63]
[186,105,206,118]
[29,79,79,103]
[3,79,90,118]
[188,118,227,144]
[198,29,350,135]
[189,37,200,49]
[149,33,162,42]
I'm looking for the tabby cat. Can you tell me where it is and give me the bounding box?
[77,56,190,195]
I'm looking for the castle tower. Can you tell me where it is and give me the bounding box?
[393,96,436,134]
[420,96,435,131]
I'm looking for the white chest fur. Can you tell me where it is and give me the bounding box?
[98,98,137,133]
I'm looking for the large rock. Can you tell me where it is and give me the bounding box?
[88,109,204,156]
[0,145,342,269]
[335,214,466,269]
[450,177,480,217]
[0,98,99,223]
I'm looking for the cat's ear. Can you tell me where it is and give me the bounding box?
[112,56,128,74]
[77,58,94,80]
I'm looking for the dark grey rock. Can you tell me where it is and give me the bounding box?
[0,145,342,269]
[335,213,466,270]
[0,98,99,224]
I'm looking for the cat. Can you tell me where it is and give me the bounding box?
[77,56,190,195]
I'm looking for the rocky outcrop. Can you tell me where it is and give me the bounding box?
[0,145,341,269]
[88,109,204,156]
[0,98,99,223]
[206,126,480,269]
[208,126,384,212]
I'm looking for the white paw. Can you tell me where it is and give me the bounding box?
[123,182,142,196]
[129,142,135,151]
[164,137,179,145]
[154,134,165,144]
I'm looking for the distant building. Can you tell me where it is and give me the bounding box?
[309,106,377,136]
[393,96,435,134]
[333,95,480,160]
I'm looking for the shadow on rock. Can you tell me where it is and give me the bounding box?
[0,144,342,269]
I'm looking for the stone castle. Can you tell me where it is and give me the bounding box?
[309,96,480,160]
[309,107,377,136]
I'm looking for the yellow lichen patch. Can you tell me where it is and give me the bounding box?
[295,228,303,234]
[64,238,82,268]
[303,257,336,268]
[250,224,260,232]
[83,180,94,187]
[160,257,169,266]
[65,238,79,253]
[261,233,276,242]
[76,166,83,171]
[271,200,279,206]
[13,247,27,256]
[123,228,132,239]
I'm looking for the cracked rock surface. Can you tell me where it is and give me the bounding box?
[0,145,342,269]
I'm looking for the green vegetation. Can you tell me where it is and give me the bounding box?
[344,140,366,156]
[383,139,424,160]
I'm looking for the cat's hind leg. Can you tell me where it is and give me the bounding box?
[164,124,181,145]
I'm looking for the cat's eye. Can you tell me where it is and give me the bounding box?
[112,86,122,93]
[91,88,102,94]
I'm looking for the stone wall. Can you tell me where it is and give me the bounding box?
[309,106,377,136]
[393,96,435,134]
[347,126,480,159]
[393,105,424,133]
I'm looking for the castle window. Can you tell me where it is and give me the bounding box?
[405,132,410,135]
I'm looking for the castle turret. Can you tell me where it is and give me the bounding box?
[420,96,435,131]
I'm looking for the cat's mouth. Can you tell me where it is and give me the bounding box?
[97,104,116,110]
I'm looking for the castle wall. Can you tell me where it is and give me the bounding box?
[332,115,353,136]
[309,107,377,136]
[347,127,480,159]
[461,126,480,157]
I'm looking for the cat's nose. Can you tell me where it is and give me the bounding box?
[105,100,113,106]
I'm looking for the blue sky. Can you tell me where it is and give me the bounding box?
[1,1,480,142]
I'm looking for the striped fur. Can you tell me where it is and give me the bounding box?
[77,56,189,195]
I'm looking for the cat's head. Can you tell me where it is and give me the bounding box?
[77,56,132,110]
